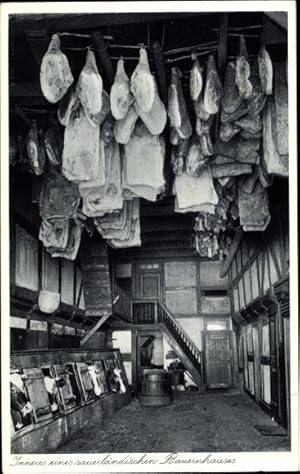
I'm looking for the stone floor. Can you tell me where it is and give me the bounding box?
[56,391,290,453]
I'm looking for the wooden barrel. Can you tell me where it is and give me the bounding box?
[139,369,171,406]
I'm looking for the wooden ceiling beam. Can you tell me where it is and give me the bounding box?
[11,13,197,34]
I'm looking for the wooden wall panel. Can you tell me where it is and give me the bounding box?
[41,250,59,293]
[61,260,75,305]
[15,225,38,291]
[199,261,228,288]
[165,288,197,315]
[164,261,196,287]
[201,296,230,314]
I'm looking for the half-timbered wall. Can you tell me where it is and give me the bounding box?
[228,198,289,428]
[10,223,87,351]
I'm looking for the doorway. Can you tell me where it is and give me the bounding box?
[203,331,232,388]
[135,264,162,301]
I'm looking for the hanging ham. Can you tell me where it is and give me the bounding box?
[203,55,222,115]
[76,49,103,116]
[84,89,111,128]
[190,57,203,102]
[39,168,81,220]
[174,165,218,214]
[131,48,155,112]
[238,180,270,231]
[134,78,167,136]
[44,122,63,167]
[40,34,74,104]
[47,221,83,260]
[110,58,132,120]
[186,137,207,176]
[220,122,241,142]
[57,84,80,127]
[114,105,139,144]
[258,46,273,95]
[122,121,165,201]
[235,115,262,134]
[262,97,288,176]
[26,122,45,175]
[80,139,123,217]
[235,35,253,99]
[39,218,69,250]
[62,105,100,182]
[168,67,192,138]
[221,62,243,114]
[194,95,210,121]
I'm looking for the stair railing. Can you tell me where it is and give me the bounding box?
[157,301,202,373]
[131,299,202,379]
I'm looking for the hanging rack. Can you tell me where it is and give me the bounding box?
[164,41,218,56]
[108,43,148,49]
[166,48,217,64]
[58,32,113,40]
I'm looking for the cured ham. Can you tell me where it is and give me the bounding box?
[40,34,74,104]
[122,121,165,201]
[235,35,252,99]
[85,90,111,128]
[235,115,262,134]
[186,137,207,176]
[194,95,210,121]
[39,168,81,220]
[174,165,218,214]
[168,67,192,138]
[76,49,103,116]
[101,113,115,144]
[94,199,141,249]
[203,55,222,115]
[80,139,123,217]
[114,105,138,144]
[78,137,106,214]
[221,62,243,114]
[220,122,241,142]
[238,181,270,231]
[110,58,131,120]
[62,105,100,182]
[26,122,45,175]
[262,98,288,176]
[39,218,69,250]
[47,221,83,260]
[170,128,182,146]
[190,58,203,102]
[168,84,181,128]
[44,122,63,167]
[199,132,214,156]
[131,48,155,112]
[134,79,167,136]
[258,46,273,95]
[57,84,80,127]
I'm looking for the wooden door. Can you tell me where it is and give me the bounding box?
[138,271,161,300]
[204,332,232,388]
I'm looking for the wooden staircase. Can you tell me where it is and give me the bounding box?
[132,300,204,388]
